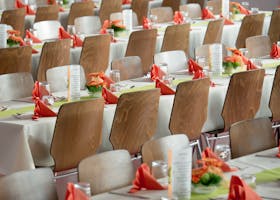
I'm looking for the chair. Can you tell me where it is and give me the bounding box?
[0,8,25,37]
[203,18,224,45]
[150,7,173,23]
[161,24,191,55]
[131,0,149,24]
[268,9,280,44]
[110,12,139,27]
[205,69,265,146]
[78,150,134,195]
[179,3,202,19]
[111,56,144,80]
[74,16,101,35]
[154,50,187,73]
[161,0,180,12]
[67,1,95,26]
[110,89,160,155]
[245,35,271,58]
[125,29,157,74]
[34,5,59,23]
[0,72,34,101]
[187,0,206,9]
[51,99,104,172]
[269,65,280,123]
[37,39,71,82]
[79,34,111,76]
[0,0,14,10]
[0,168,58,200]
[99,0,122,24]
[206,0,222,15]
[33,20,61,41]
[235,13,265,49]
[46,65,86,92]
[169,78,210,154]
[141,134,189,167]
[230,118,276,159]
[0,46,32,75]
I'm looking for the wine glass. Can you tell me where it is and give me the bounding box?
[214,144,231,161]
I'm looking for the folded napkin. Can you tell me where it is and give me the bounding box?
[32,48,39,54]
[203,148,236,172]
[32,81,50,100]
[59,27,73,40]
[228,48,249,65]
[202,8,215,19]
[188,58,203,74]
[228,175,261,200]
[192,70,206,80]
[155,79,175,95]
[270,43,280,59]
[247,60,258,70]
[99,73,114,88]
[122,0,131,4]
[150,64,166,81]
[220,15,234,25]
[73,34,83,47]
[15,0,36,15]
[143,17,151,30]
[102,87,118,104]
[231,2,251,15]
[173,11,184,24]
[32,98,57,120]
[65,183,89,200]
[100,20,110,34]
[25,30,42,43]
[129,163,167,193]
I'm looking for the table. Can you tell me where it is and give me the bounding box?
[0,66,278,175]
[91,148,280,200]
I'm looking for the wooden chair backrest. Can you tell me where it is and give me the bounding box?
[34,5,59,22]
[179,3,202,19]
[110,89,160,155]
[203,18,224,45]
[235,13,265,49]
[0,46,32,75]
[131,0,149,24]
[79,34,111,76]
[67,1,95,25]
[161,23,191,55]
[99,0,122,24]
[222,69,265,131]
[125,29,157,74]
[78,150,134,195]
[268,9,280,44]
[187,0,206,9]
[230,118,276,159]
[245,35,271,58]
[161,0,180,12]
[150,7,173,23]
[269,65,280,122]
[51,99,104,172]
[37,39,71,82]
[206,0,222,14]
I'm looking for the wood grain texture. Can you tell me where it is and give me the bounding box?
[268,9,280,44]
[0,168,58,200]
[67,1,95,25]
[269,65,280,122]
[187,0,206,9]
[161,0,180,12]
[131,0,149,25]
[203,18,224,45]
[206,0,222,15]
[99,0,122,24]
[169,78,210,141]
[0,72,34,101]
[0,8,25,37]
[51,98,104,172]
[161,23,191,55]
[78,150,134,195]
[245,35,271,58]
[230,118,276,159]
[125,29,157,74]
[141,134,189,167]
[110,89,160,155]
[79,34,111,76]
[34,5,59,23]
[111,56,144,80]
[150,7,173,23]
[222,69,265,131]
[235,13,265,49]
[0,46,32,75]
[37,39,71,82]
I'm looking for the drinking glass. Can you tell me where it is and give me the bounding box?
[106,28,114,40]
[149,14,158,27]
[251,7,259,14]
[110,69,121,83]
[214,144,231,161]
[241,1,250,10]
[74,182,91,197]
[24,38,33,46]
[152,160,168,187]
[67,25,76,35]
[277,41,280,47]
[239,48,249,57]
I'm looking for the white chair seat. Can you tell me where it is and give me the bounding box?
[33,20,61,41]
[74,16,101,35]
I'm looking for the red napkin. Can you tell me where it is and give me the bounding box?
[100,20,110,34]
[155,79,175,95]
[277,140,280,158]
[203,148,236,172]
[59,27,73,40]
[129,163,167,193]
[32,81,50,100]
[32,98,57,120]
[173,11,184,24]
[99,73,114,88]
[202,8,215,19]
[48,0,64,12]
[73,34,83,47]
[65,183,89,200]
[15,0,36,15]
[220,15,234,25]
[228,48,249,65]
[270,43,280,59]
[122,0,131,4]
[246,60,258,70]
[143,17,151,30]
[228,175,261,200]
[237,3,251,15]
[192,70,206,80]
[102,87,118,104]
[32,48,39,54]
[188,58,203,74]
[150,64,166,81]
[25,30,42,43]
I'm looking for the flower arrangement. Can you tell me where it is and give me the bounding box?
[223,54,245,74]
[7,30,22,47]
[100,20,126,37]
[86,73,105,97]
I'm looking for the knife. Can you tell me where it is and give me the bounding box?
[108,191,150,199]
